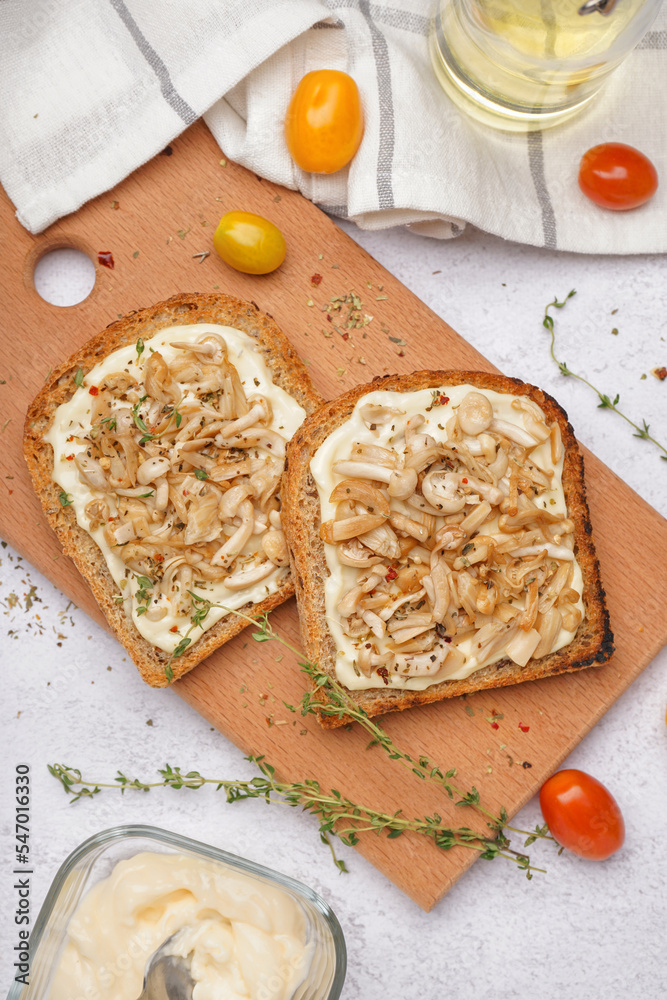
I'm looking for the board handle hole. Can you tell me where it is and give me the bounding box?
[33,248,96,306]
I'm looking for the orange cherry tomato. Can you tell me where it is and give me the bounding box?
[285,69,364,174]
[213,211,286,275]
[539,768,625,861]
[578,143,658,211]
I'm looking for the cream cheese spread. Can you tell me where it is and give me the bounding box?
[48,852,314,1000]
[45,324,307,654]
[310,385,584,692]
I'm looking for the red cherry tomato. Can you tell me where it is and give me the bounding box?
[539,768,625,860]
[578,143,658,211]
[285,70,364,174]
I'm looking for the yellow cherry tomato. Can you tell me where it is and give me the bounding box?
[285,69,364,174]
[213,211,286,275]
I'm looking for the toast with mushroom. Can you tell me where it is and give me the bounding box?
[24,292,324,686]
[282,370,613,728]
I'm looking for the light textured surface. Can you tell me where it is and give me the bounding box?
[2,222,667,999]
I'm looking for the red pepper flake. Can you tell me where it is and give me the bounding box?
[652,366,667,381]
[518,722,530,732]
[154,553,164,562]
[342,332,350,341]
[169,626,179,633]
[311,273,323,285]
[385,566,398,581]
[398,350,405,357]
[65,454,74,461]
[88,386,99,396]
[326,314,333,322]
[377,666,389,685]
[461,477,468,484]
[490,721,499,730]
[97,251,114,269]
[440,394,450,404]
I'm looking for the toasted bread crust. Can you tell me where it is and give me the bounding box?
[24,292,324,687]
[282,370,614,728]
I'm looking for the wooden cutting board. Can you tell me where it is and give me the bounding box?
[2,120,666,911]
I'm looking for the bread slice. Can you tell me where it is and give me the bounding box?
[282,370,614,728]
[24,292,324,686]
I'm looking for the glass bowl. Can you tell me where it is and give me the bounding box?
[6,824,346,1000]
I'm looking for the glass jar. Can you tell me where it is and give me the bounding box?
[430,0,662,130]
[5,825,346,1000]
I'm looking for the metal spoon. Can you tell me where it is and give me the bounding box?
[136,933,195,1000]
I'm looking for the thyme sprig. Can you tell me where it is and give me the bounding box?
[247,609,554,851]
[543,291,667,461]
[162,596,553,868]
[47,759,544,876]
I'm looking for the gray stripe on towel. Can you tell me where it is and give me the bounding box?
[326,0,429,35]
[367,4,429,35]
[637,30,667,49]
[359,0,395,210]
[527,131,557,250]
[109,0,197,124]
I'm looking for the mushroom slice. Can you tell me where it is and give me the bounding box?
[511,397,551,443]
[171,333,228,364]
[356,645,395,678]
[211,499,254,566]
[345,443,397,468]
[394,645,452,677]
[337,572,384,617]
[220,484,253,519]
[460,501,492,536]
[550,422,563,465]
[358,522,401,559]
[378,588,426,622]
[223,560,276,590]
[511,544,574,561]
[74,454,109,491]
[220,395,272,439]
[505,627,541,667]
[183,490,223,546]
[329,480,390,517]
[320,514,386,543]
[533,608,563,659]
[144,352,181,404]
[101,372,138,395]
[457,391,493,436]
[425,555,450,622]
[261,529,289,567]
[332,460,393,484]
[489,418,538,448]
[387,467,418,500]
[421,470,466,514]
[137,456,171,486]
[388,513,429,543]
[358,402,405,429]
[337,540,383,568]
[223,428,286,457]
[361,610,386,638]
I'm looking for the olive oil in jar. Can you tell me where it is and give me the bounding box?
[430,0,661,130]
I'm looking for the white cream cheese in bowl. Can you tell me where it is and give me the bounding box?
[27,829,345,1000]
[48,852,313,1000]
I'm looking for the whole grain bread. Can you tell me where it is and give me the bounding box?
[24,292,324,687]
[282,370,614,728]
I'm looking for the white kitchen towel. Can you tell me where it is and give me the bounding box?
[1,0,665,253]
